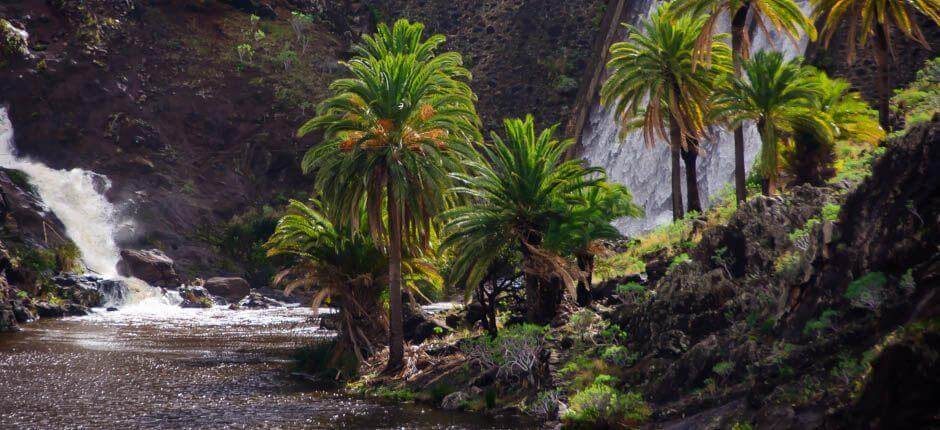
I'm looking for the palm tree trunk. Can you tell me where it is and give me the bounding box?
[669,120,685,221]
[680,142,702,214]
[757,119,778,195]
[385,179,404,373]
[872,26,893,131]
[731,3,751,204]
[576,253,594,306]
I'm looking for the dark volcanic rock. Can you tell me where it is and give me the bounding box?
[0,169,69,248]
[0,301,18,332]
[403,302,449,344]
[178,285,212,308]
[117,249,180,288]
[204,277,250,302]
[35,302,88,318]
[237,291,283,309]
[53,273,129,306]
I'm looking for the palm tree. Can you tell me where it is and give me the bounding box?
[601,2,732,218]
[784,70,884,184]
[811,0,939,129]
[671,0,816,203]
[265,200,388,365]
[544,183,643,306]
[265,200,441,366]
[712,51,834,194]
[298,19,480,372]
[443,115,603,324]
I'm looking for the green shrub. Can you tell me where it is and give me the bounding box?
[563,381,651,429]
[892,57,940,130]
[373,387,415,402]
[11,245,58,276]
[669,253,691,269]
[821,203,841,222]
[712,361,734,378]
[601,345,637,367]
[844,272,887,311]
[803,309,839,337]
[462,324,547,384]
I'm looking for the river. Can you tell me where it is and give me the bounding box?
[0,304,533,429]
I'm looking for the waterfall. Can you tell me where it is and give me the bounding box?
[0,107,170,306]
[579,2,812,235]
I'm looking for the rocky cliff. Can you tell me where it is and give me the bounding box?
[0,0,601,280]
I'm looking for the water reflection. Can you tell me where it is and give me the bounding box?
[0,307,533,429]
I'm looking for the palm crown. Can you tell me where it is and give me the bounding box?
[812,0,940,61]
[671,0,816,61]
[601,2,732,145]
[712,51,834,191]
[443,115,603,297]
[298,20,480,249]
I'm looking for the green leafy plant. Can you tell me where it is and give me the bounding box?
[601,345,637,367]
[803,309,839,337]
[844,272,887,311]
[562,379,651,428]
[821,203,841,221]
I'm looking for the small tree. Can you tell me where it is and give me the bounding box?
[290,12,314,54]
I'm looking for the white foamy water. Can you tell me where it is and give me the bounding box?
[580,1,812,235]
[0,107,128,276]
[0,107,181,308]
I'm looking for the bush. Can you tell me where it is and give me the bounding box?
[892,57,940,130]
[601,345,637,367]
[844,272,887,311]
[803,309,839,337]
[463,324,547,385]
[821,203,841,222]
[563,380,651,429]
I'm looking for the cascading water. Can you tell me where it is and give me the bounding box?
[0,106,170,306]
[579,1,812,235]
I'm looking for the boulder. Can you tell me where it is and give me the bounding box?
[178,285,212,308]
[403,302,449,344]
[35,302,88,318]
[441,391,471,410]
[204,277,251,301]
[12,299,36,323]
[116,249,180,288]
[237,291,283,309]
[0,301,18,332]
[53,273,129,306]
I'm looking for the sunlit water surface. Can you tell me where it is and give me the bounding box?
[0,305,532,429]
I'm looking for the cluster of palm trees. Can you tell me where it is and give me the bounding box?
[267,20,639,372]
[269,0,937,373]
[606,0,936,217]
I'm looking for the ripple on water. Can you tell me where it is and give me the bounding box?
[0,306,534,429]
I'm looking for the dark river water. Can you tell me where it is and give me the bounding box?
[0,303,533,429]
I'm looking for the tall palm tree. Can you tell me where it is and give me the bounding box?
[784,70,884,184]
[671,0,816,203]
[712,51,834,194]
[601,2,732,219]
[811,0,940,129]
[443,115,603,324]
[544,183,643,306]
[298,19,480,372]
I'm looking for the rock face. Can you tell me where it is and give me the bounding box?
[204,277,250,302]
[600,119,940,427]
[117,249,180,288]
[0,169,70,248]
